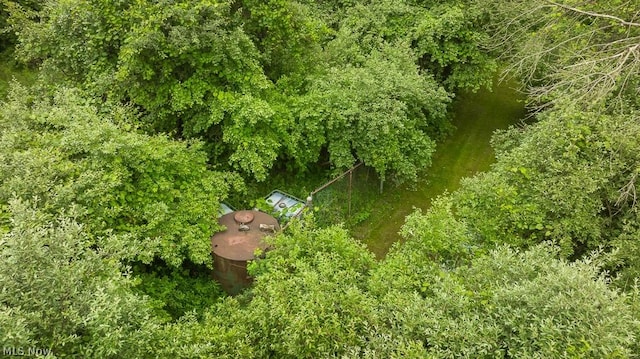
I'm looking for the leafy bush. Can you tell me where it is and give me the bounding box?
[0,200,160,357]
[134,264,225,321]
[0,84,240,266]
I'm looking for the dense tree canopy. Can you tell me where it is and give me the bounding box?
[0,85,240,266]
[296,44,449,182]
[0,1,39,51]
[0,200,160,357]
[452,0,640,285]
[7,0,495,182]
[151,212,640,358]
[1,0,640,357]
[455,105,640,262]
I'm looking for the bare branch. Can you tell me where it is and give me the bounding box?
[487,0,640,110]
[548,1,640,27]
[615,173,638,209]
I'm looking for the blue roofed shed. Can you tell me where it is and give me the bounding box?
[265,190,305,219]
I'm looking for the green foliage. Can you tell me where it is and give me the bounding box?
[454,104,640,269]
[7,0,498,183]
[248,223,376,281]
[399,197,474,264]
[297,44,449,182]
[0,200,160,357]
[219,94,287,181]
[4,1,638,357]
[154,224,427,358]
[11,0,286,180]
[370,196,475,296]
[159,222,640,358]
[0,50,36,98]
[477,0,640,108]
[453,245,638,358]
[0,84,241,266]
[373,242,639,358]
[328,0,497,91]
[370,195,640,356]
[455,0,640,288]
[238,0,329,82]
[214,223,425,358]
[155,300,255,358]
[12,0,129,88]
[243,226,383,357]
[0,1,40,51]
[134,265,225,321]
[115,0,271,134]
[3,193,637,357]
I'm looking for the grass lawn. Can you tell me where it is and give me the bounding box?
[352,78,527,258]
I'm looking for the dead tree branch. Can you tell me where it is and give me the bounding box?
[548,1,640,28]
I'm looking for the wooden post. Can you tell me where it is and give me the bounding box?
[348,169,353,220]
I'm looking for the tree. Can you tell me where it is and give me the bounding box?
[114,0,272,136]
[0,84,241,266]
[155,301,255,359]
[156,215,640,358]
[240,224,422,358]
[155,223,426,358]
[373,214,640,358]
[477,0,640,110]
[295,43,450,183]
[9,0,286,180]
[7,0,494,183]
[0,200,160,357]
[369,197,475,297]
[451,103,640,282]
[328,0,497,92]
[235,0,329,83]
[0,1,40,51]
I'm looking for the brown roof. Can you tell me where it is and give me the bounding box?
[211,210,280,261]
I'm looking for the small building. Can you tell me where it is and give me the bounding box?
[219,202,234,216]
[265,190,305,219]
[211,210,280,294]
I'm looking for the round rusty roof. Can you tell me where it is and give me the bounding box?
[211,210,280,261]
[234,210,255,224]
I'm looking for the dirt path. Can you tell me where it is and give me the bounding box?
[352,80,526,258]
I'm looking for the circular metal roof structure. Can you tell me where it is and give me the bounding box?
[234,210,255,224]
[211,210,280,261]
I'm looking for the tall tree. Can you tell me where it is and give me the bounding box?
[158,224,428,358]
[7,0,495,183]
[0,1,40,51]
[295,44,450,183]
[328,0,497,91]
[442,0,640,285]
[0,200,161,357]
[453,103,640,283]
[372,202,640,357]
[0,84,240,266]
